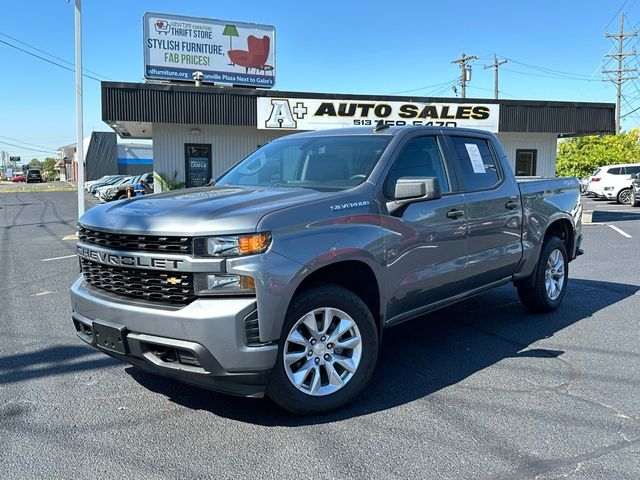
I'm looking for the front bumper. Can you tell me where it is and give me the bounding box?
[70,277,278,397]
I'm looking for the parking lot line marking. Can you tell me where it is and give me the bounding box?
[608,225,632,238]
[31,290,52,297]
[41,254,77,262]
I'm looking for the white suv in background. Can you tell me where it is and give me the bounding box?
[586,163,640,204]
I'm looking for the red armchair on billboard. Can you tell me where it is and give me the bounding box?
[228,35,271,74]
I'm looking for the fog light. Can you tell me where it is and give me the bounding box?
[194,273,255,296]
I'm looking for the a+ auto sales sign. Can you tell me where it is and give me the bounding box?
[257,97,499,131]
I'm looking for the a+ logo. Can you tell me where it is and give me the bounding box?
[293,102,308,119]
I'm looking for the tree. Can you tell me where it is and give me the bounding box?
[29,158,43,168]
[556,130,640,179]
[43,157,56,180]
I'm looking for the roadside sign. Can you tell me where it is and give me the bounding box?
[143,12,276,88]
[9,156,20,162]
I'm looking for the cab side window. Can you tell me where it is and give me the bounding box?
[384,136,450,197]
[449,136,501,191]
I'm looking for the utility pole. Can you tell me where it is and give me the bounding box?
[484,54,507,99]
[74,0,86,217]
[604,13,637,133]
[451,53,478,98]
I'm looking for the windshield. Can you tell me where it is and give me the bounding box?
[103,176,123,185]
[216,135,392,190]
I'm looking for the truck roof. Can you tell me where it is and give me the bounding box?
[286,125,496,138]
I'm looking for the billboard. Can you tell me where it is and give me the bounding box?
[144,13,275,88]
[257,97,500,132]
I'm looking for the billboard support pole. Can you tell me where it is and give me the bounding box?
[75,0,85,219]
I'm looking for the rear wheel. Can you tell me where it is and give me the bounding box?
[267,284,378,415]
[517,236,568,313]
[617,188,631,205]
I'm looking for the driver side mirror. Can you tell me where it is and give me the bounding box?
[387,177,442,216]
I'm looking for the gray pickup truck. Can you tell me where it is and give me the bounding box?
[71,126,583,414]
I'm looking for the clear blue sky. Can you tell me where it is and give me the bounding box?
[2,0,640,161]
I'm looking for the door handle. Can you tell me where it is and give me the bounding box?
[505,201,520,210]
[446,209,464,219]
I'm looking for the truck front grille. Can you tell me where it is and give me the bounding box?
[79,226,192,255]
[80,259,195,304]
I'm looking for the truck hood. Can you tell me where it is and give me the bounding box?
[79,185,337,236]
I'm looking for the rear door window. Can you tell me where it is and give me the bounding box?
[448,136,501,191]
[608,167,622,175]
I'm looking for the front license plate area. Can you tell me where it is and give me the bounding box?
[93,320,128,355]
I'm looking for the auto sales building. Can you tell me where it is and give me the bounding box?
[101,81,615,189]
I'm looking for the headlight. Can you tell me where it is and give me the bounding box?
[194,232,271,257]
[193,273,255,296]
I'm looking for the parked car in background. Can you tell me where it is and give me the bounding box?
[586,163,640,204]
[94,176,133,200]
[84,175,112,191]
[98,173,153,202]
[11,174,26,183]
[88,175,126,195]
[579,177,590,194]
[26,169,43,183]
[630,173,640,207]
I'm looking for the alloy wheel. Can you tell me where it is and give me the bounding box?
[283,307,362,396]
[544,249,565,301]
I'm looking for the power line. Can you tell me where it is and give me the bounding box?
[0,134,61,152]
[621,103,640,118]
[429,83,457,97]
[606,0,632,30]
[502,68,596,81]
[497,55,593,79]
[0,38,103,82]
[390,78,458,95]
[0,31,110,80]
[0,140,56,154]
[467,85,520,100]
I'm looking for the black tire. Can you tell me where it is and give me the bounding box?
[631,188,640,207]
[267,284,379,415]
[517,236,568,313]
[617,188,632,205]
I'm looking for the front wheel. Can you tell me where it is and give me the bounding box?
[617,188,631,205]
[631,188,640,207]
[267,284,378,415]
[517,236,568,313]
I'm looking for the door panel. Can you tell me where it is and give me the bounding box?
[384,196,468,320]
[444,135,523,289]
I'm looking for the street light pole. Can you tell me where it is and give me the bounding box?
[74,0,85,218]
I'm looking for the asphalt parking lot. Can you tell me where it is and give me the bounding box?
[1,189,639,479]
